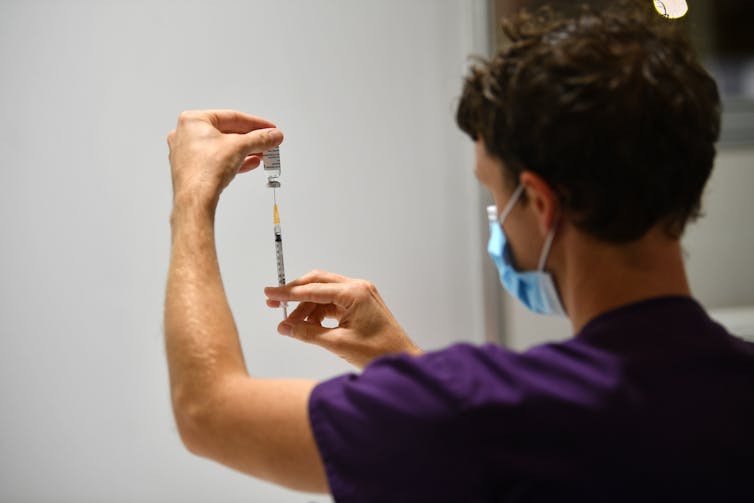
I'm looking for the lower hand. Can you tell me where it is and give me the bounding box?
[167,110,284,211]
[264,270,422,369]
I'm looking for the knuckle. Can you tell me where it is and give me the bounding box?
[349,282,372,302]
[357,279,377,295]
[177,110,200,124]
[303,269,324,283]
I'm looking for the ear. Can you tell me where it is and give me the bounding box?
[519,171,560,236]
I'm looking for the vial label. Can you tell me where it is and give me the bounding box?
[263,146,281,179]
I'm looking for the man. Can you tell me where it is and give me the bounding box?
[164,3,753,501]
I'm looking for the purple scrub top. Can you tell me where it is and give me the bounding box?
[309,297,754,502]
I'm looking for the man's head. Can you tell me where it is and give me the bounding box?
[457,1,720,244]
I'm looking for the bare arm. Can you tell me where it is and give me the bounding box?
[164,110,328,492]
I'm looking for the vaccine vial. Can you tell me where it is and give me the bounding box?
[263,146,281,188]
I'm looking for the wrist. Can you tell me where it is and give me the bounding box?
[171,191,218,226]
[170,198,216,232]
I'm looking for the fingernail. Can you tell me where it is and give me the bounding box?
[279,323,292,336]
[267,129,283,143]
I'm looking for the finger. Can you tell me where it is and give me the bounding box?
[266,298,280,308]
[301,269,350,284]
[286,322,348,359]
[238,155,262,174]
[265,283,351,308]
[265,270,350,301]
[204,109,277,134]
[306,304,330,325]
[234,128,284,158]
[310,303,343,326]
[287,301,319,322]
[276,302,318,334]
[286,320,338,347]
[276,270,350,290]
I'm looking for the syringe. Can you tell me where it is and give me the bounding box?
[263,146,287,319]
[273,195,287,319]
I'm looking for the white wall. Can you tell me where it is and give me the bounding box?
[0,1,489,501]
[684,147,754,309]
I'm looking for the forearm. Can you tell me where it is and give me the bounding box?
[161,112,328,490]
[164,203,248,415]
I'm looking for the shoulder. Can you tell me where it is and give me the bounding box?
[305,344,534,499]
[311,339,615,421]
[308,341,618,500]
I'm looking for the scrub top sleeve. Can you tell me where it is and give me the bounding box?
[308,347,483,502]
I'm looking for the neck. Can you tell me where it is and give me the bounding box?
[556,225,692,333]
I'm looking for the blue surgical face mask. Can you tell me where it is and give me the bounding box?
[487,185,566,317]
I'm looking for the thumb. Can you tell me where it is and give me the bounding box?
[236,128,284,156]
[285,320,342,350]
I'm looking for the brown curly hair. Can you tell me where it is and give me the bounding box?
[457,1,721,243]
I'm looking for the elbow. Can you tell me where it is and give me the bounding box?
[175,413,206,457]
[169,374,247,459]
[171,390,214,458]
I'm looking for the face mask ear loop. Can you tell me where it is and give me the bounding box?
[498,185,526,224]
[537,222,558,271]
[536,187,561,271]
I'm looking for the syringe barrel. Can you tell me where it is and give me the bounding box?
[274,225,285,286]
